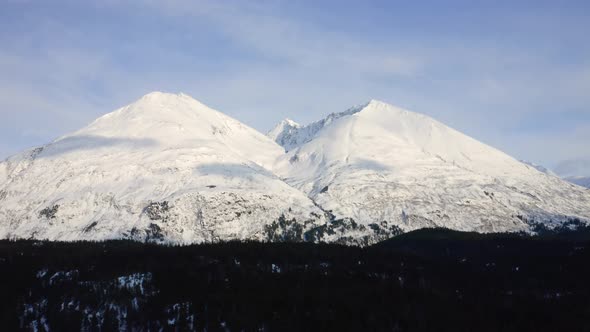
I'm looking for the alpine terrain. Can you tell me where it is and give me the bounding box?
[1,93,589,245]
[270,100,590,235]
[521,159,590,189]
[0,92,328,244]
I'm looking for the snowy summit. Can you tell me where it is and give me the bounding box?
[272,99,590,234]
[0,93,589,245]
[0,92,327,243]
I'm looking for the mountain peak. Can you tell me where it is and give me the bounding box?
[268,118,303,152]
[141,90,175,98]
[138,91,187,102]
[366,99,388,107]
[269,100,428,152]
[2,94,590,245]
[83,91,218,133]
[0,94,326,244]
[139,91,193,99]
[359,99,417,116]
[48,91,286,169]
[274,101,590,236]
[132,91,209,110]
[282,118,301,127]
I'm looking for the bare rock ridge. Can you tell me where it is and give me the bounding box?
[1,92,589,245]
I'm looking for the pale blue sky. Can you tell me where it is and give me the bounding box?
[1,0,589,169]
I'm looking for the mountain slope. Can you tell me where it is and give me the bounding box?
[272,100,590,235]
[0,92,327,243]
[519,160,589,189]
[519,160,557,176]
[2,95,589,246]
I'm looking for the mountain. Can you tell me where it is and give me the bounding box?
[518,160,590,189]
[267,118,301,152]
[554,159,590,189]
[2,94,589,246]
[0,92,328,243]
[272,100,590,235]
[268,105,363,152]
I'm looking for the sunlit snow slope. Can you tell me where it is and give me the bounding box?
[0,92,327,243]
[1,94,589,245]
[272,100,590,234]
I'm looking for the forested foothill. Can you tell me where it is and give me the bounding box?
[1,228,590,331]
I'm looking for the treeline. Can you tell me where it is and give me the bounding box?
[1,229,590,331]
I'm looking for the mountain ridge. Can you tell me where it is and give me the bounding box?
[0,92,330,244]
[1,92,589,245]
[271,100,590,234]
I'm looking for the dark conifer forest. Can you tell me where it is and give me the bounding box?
[2,228,590,331]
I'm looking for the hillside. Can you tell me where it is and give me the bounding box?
[272,100,590,235]
[0,92,327,243]
[2,230,590,331]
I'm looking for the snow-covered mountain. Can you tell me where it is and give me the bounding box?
[519,159,590,189]
[268,105,364,152]
[1,94,589,245]
[518,160,589,189]
[267,118,302,152]
[0,92,328,243]
[271,100,590,234]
